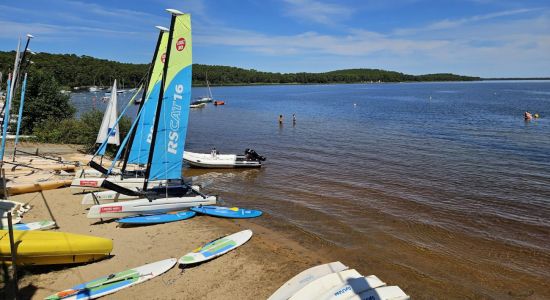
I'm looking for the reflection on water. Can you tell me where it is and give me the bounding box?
[73,81,550,297]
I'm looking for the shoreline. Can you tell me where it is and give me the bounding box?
[2,143,549,299]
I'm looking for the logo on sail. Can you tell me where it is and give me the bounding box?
[176,38,186,51]
[167,84,183,154]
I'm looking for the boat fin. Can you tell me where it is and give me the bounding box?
[100,180,142,196]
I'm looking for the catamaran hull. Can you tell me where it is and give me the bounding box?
[81,185,202,205]
[86,195,217,219]
[70,177,167,193]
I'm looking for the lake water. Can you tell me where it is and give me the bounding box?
[72,81,550,298]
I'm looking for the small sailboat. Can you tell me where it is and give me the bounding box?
[194,72,214,103]
[183,148,266,168]
[87,9,217,219]
[96,80,120,156]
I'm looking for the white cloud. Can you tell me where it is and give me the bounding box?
[283,0,354,25]
[394,8,538,35]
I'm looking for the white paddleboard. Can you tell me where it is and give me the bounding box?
[45,258,177,300]
[289,269,363,300]
[347,286,410,300]
[321,275,386,300]
[13,220,56,231]
[268,261,349,300]
[179,229,252,265]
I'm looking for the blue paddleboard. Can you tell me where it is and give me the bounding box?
[191,206,262,219]
[117,211,196,225]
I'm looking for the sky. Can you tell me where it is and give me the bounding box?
[0,0,549,77]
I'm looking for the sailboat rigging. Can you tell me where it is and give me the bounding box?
[86,10,216,218]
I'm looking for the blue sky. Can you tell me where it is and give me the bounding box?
[1,0,549,77]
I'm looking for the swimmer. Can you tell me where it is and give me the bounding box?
[524,111,533,121]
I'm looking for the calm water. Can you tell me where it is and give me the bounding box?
[72,81,550,297]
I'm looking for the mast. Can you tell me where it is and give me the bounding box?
[12,73,28,160]
[0,74,12,163]
[121,27,167,174]
[142,10,180,191]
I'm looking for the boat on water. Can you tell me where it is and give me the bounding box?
[184,148,266,168]
[214,100,225,106]
[194,72,214,103]
[190,101,206,108]
[87,10,218,219]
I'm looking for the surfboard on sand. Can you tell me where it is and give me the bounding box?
[117,211,196,225]
[190,205,262,219]
[268,261,349,300]
[179,229,252,265]
[13,220,56,231]
[44,258,177,300]
[289,269,364,300]
[321,275,386,300]
[346,286,410,300]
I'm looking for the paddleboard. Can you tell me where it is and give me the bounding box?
[322,275,386,300]
[179,229,252,265]
[117,211,196,225]
[268,261,349,300]
[289,269,363,300]
[347,286,410,300]
[13,220,56,231]
[191,205,262,219]
[45,258,177,300]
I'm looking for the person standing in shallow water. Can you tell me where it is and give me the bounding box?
[279,114,283,125]
[292,113,296,126]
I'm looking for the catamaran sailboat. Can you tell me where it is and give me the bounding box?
[87,9,216,218]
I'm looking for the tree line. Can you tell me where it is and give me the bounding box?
[0,51,480,89]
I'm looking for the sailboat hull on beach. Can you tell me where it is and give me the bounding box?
[86,195,217,219]
[70,176,168,193]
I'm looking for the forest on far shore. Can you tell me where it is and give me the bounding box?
[0,50,481,89]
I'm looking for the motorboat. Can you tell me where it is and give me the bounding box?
[184,148,266,168]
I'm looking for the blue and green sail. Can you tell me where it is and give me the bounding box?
[147,13,192,181]
[127,31,169,165]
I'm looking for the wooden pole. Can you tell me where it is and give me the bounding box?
[7,212,20,300]
[1,168,8,198]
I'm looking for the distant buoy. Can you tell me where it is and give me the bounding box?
[353,103,357,107]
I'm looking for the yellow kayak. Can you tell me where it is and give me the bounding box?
[0,230,113,265]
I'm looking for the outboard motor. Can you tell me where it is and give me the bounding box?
[244,149,266,161]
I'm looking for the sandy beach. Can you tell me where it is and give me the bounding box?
[3,186,336,299]
[0,143,337,299]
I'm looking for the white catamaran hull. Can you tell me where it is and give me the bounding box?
[70,177,168,193]
[87,196,217,219]
[87,195,217,219]
[183,151,262,168]
[81,185,202,205]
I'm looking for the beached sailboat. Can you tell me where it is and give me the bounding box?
[71,27,170,193]
[96,80,120,156]
[87,10,216,219]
